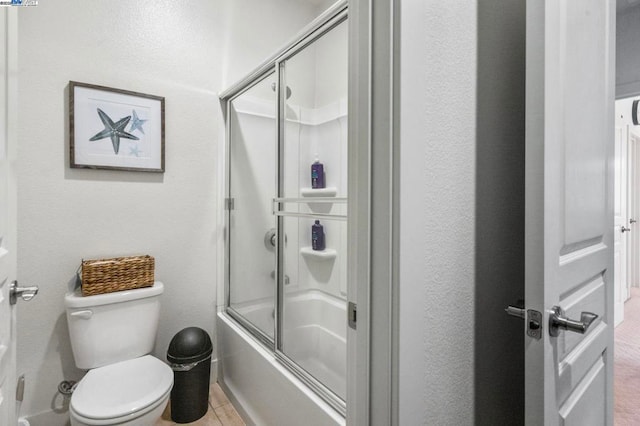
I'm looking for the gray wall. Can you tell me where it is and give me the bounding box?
[617,4,640,98]
[16,0,324,422]
[397,0,525,424]
[475,0,525,423]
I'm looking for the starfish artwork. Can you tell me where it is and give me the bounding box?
[129,144,141,157]
[89,108,139,155]
[129,109,148,134]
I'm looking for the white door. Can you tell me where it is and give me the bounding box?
[0,8,18,426]
[627,130,640,293]
[525,0,615,425]
[614,125,628,326]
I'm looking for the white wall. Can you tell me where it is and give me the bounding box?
[217,0,333,89]
[398,2,477,423]
[398,0,525,424]
[617,4,640,98]
[16,0,327,422]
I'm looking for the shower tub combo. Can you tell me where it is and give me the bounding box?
[218,290,345,425]
[218,3,349,425]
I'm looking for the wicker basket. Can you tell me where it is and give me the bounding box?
[80,255,155,296]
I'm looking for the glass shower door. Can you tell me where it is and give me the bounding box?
[276,18,348,403]
[227,72,277,342]
[223,6,349,415]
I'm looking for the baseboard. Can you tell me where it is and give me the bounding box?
[210,357,218,384]
[218,378,255,426]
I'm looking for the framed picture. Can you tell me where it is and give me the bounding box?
[70,81,165,172]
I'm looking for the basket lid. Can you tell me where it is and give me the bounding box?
[65,281,163,308]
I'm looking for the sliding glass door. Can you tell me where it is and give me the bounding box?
[224,7,348,414]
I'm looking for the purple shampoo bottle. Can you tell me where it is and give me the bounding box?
[311,154,325,189]
[312,220,325,251]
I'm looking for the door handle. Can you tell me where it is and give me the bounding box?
[631,218,637,224]
[9,281,39,305]
[621,226,631,233]
[549,306,598,337]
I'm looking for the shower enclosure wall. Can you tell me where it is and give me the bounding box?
[218,4,348,424]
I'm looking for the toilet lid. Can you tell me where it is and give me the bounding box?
[71,355,173,420]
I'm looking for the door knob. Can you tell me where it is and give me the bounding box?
[631,218,637,224]
[548,306,598,337]
[9,281,39,305]
[621,226,631,233]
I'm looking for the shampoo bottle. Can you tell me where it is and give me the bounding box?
[312,220,326,251]
[311,154,325,189]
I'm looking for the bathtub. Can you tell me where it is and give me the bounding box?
[217,289,346,426]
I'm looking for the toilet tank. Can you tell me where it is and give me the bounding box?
[65,282,164,369]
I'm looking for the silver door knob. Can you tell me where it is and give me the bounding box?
[9,280,39,305]
[549,306,598,337]
[621,226,631,233]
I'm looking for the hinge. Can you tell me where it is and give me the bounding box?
[348,301,357,330]
[225,198,235,210]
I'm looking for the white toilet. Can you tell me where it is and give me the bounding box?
[65,281,173,426]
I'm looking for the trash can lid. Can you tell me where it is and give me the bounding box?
[167,327,213,364]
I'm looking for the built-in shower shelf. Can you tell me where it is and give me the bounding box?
[300,247,337,261]
[300,187,338,197]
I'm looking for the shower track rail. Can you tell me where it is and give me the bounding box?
[273,197,348,221]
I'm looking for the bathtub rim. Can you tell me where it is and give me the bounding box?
[227,288,348,349]
[217,310,346,425]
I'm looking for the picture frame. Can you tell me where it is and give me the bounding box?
[69,81,165,172]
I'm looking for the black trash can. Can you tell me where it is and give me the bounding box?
[167,327,213,423]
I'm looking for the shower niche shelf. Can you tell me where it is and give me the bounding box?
[300,187,340,214]
[300,187,337,197]
[300,247,337,261]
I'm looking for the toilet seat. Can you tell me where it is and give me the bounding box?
[70,355,173,424]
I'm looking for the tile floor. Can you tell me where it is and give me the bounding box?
[614,287,640,426]
[156,382,245,426]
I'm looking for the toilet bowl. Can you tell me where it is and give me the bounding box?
[65,282,173,426]
[69,355,172,426]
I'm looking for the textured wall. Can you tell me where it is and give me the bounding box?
[398,1,478,423]
[16,0,324,422]
[398,0,525,424]
[17,0,220,420]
